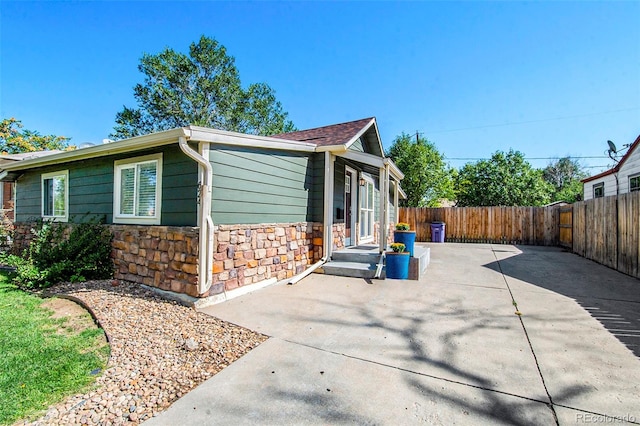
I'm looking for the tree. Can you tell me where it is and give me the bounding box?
[111,36,295,139]
[455,149,552,206]
[387,133,455,207]
[542,157,587,203]
[0,118,73,154]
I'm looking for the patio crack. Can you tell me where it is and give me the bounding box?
[491,245,560,426]
[279,337,555,408]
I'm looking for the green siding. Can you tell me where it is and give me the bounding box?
[15,145,198,226]
[210,145,318,225]
[389,184,396,224]
[311,153,324,222]
[160,149,199,227]
[349,138,365,153]
[374,178,380,222]
[15,173,43,221]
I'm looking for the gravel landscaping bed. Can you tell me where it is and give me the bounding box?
[22,280,267,425]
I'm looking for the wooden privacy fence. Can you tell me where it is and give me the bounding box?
[399,206,562,246]
[399,191,640,279]
[572,191,640,279]
[558,206,573,248]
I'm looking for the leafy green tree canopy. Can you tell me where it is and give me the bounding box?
[112,36,296,140]
[0,118,73,154]
[542,157,587,203]
[455,149,551,206]
[387,133,455,207]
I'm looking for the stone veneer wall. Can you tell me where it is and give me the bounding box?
[332,223,346,251]
[212,222,321,294]
[332,221,396,250]
[330,221,396,250]
[11,222,34,253]
[387,222,396,245]
[10,223,201,296]
[10,219,387,298]
[373,222,396,247]
[110,225,200,297]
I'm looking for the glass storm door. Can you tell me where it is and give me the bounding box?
[359,178,374,242]
[344,167,357,246]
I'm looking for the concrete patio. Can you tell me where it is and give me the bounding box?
[145,243,640,425]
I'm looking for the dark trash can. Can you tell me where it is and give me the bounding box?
[430,222,445,243]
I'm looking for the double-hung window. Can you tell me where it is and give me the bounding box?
[42,170,68,221]
[630,175,640,192]
[114,154,162,224]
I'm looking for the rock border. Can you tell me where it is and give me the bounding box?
[22,280,267,425]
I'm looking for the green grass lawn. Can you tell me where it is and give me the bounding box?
[0,272,109,425]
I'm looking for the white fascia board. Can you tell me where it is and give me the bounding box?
[338,150,385,168]
[315,144,348,153]
[1,128,189,172]
[0,125,318,172]
[398,185,407,199]
[343,118,376,150]
[384,158,405,180]
[187,126,316,152]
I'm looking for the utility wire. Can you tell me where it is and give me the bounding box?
[425,107,640,134]
[445,156,609,160]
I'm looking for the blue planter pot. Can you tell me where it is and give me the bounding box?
[394,231,416,257]
[386,252,410,279]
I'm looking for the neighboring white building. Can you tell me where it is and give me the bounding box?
[582,135,640,200]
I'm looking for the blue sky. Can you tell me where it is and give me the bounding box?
[1,1,639,174]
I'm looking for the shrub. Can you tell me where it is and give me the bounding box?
[2,218,113,289]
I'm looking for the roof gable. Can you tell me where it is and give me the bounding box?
[271,117,384,156]
[582,134,640,183]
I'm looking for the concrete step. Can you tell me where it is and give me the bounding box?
[331,250,381,263]
[319,261,383,279]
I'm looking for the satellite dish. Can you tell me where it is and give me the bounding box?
[607,140,617,153]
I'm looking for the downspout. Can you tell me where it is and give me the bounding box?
[288,151,333,284]
[178,136,214,295]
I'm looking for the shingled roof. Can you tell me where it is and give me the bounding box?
[272,117,376,147]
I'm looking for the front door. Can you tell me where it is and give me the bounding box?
[344,167,357,246]
[359,175,375,243]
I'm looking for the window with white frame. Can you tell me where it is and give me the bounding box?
[630,175,640,192]
[113,154,162,224]
[42,170,69,221]
[593,182,604,198]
